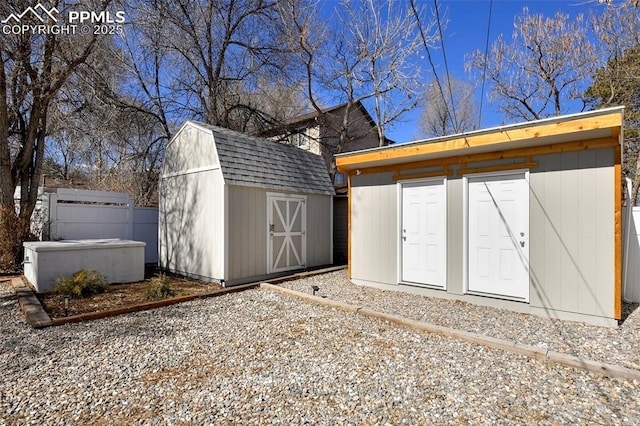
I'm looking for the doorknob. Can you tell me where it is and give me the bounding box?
[520,241,525,247]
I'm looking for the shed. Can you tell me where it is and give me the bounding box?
[336,107,624,327]
[159,121,335,286]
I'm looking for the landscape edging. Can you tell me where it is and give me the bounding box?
[260,282,640,381]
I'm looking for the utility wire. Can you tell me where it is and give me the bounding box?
[434,0,459,133]
[410,0,455,135]
[478,0,493,129]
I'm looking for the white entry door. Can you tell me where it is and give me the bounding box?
[267,194,306,273]
[467,172,529,301]
[401,179,447,288]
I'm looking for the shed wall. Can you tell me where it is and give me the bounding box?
[349,147,616,322]
[333,196,348,264]
[351,172,397,285]
[226,186,268,281]
[159,126,225,281]
[306,193,333,267]
[159,170,225,281]
[226,187,333,283]
[446,177,464,294]
[163,125,219,173]
[529,149,614,318]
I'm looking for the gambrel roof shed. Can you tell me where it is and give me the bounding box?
[160,121,334,286]
[173,122,334,194]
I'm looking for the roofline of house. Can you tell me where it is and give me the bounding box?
[256,100,380,138]
[258,100,398,147]
[281,100,377,128]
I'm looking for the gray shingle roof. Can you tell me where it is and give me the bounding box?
[193,122,334,196]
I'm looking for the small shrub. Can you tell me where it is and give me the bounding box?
[52,269,108,298]
[144,274,176,300]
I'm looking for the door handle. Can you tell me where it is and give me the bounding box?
[520,241,525,247]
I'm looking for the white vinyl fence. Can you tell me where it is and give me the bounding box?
[38,189,158,263]
[623,211,640,303]
[133,207,159,263]
[623,179,640,303]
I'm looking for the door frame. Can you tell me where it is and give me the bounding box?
[396,176,447,289]
[266,192,307,274]
[462,169,530,302]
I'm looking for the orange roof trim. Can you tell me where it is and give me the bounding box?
[336,107,624,172]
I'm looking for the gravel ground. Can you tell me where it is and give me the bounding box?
[281,270,640,371]
[0,272,639,424]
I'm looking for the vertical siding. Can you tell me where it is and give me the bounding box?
[445,176,464,294]
[227,186,267,281]
[226,188,333,282]
[159,170,224,280]
[529,148,614,318]
[162,125,218,172]
[333,196,348,264]
[159,126,224,280]
[306,194,333,267]
[350,172,397,284]
[347,147,616,322]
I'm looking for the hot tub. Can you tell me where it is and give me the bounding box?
[23,239,146,293]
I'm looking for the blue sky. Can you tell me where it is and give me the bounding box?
[357,0,611,143]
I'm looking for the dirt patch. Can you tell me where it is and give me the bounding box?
[37,272,221,319]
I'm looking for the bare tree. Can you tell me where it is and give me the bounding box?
[420,77,478,137]
[45,83,91,181]
[210,73,309,134]
[0,1,111,267]
[339,0,426,146]
[118,0,178,140]
[37,0,312,209]
[144,0,302,131]
[271,0,361,183]
[86,107,166,205]
[586,1,640,203]
[281,0,433,156]
[466,7,597,121]
[46,46,169,206]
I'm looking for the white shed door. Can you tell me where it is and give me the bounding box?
[267,194,306,274]
[468,173,529,301]
[401,179,446,288]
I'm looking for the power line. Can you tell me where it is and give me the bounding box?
[410,0,455,135]
[478,0,493,129]
[434,0,459,133]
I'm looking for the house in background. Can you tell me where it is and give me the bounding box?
[259,101,392,264]
[159,121,334,286]
[337,107,625,327]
